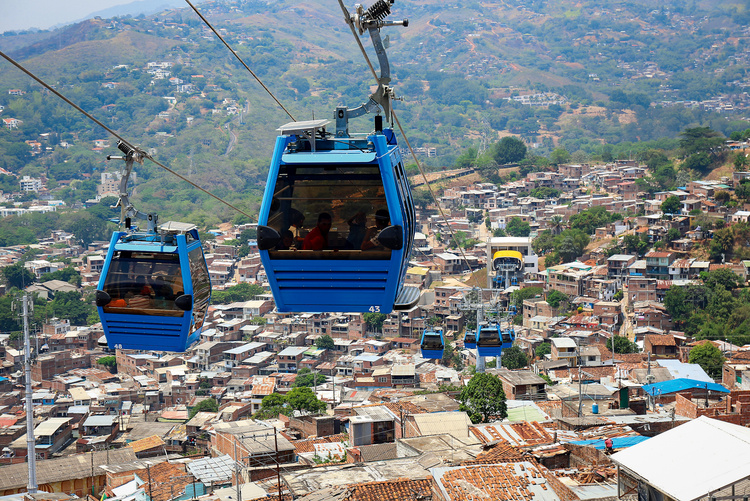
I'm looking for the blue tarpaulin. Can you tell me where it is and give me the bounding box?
[569,436,650,449]
[642,378,729,396]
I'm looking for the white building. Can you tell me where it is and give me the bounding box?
[486,237,539,274]
[19,175,42,192]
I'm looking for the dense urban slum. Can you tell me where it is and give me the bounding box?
[3,159,750,501]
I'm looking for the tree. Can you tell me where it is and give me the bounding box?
[506,217,531,237]
[315,334,335,350]
[622,233,649,256]
[189,398,218,419]
[535,342,551,358]
[550,148,571,165]
[363,312,387,331]
[501,346,528,369]
[255,393,288,419]
[459,373,507,424]
[510,286,543,309]
[294,368,324,388]
[40,267,82,287]
[211,283,264,304]
[701,268,740,291]
[49,291,94,326]
[97,356,117,369]
[532,231,556,256]
[549,215,565,235]
[553,229,590,263]
[607,335,639,354]
[492,136,527,165]
[666,228,682,243]
[715,191,731,205]
[735,152,749,171]
[286,386,327,414]
[546,290,568,309]
[569,207,616,235]
[3,262,35,290]
[661,195,682,215]
[688,341,725,379]
[679,127,725,157]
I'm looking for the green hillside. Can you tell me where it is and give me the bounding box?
[0,0,749,226]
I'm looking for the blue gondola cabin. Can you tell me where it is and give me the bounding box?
[96,222,211,352]
[257,119,418,314]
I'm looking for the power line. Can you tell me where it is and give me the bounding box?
[183,0,295,122]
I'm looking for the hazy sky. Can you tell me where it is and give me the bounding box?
[0,1,135,33]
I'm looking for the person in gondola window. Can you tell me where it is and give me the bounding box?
[289,208,306,248]
[303,213,332,250]
[276,229,295,250]
[361,209,389,250]
[345,211,367,249]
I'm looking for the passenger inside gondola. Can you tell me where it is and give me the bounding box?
[276,229,295,250]
[345,211,367,249]
[303,213,332,250]
[361,209,389,250]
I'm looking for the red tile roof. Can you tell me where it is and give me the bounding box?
[145,461,194,501]
[644,334,676,347]
[128,435,165,453]
[348,478,432,501]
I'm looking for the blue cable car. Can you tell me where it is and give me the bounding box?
[95,142,211,352]
[420,328,445,360]
[476,322,515,358]
[463,329,477,350]
[96,222,211,352]
[256,4,416,314]
[256,119,417,313]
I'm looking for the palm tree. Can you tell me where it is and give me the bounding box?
[550,215,564,235]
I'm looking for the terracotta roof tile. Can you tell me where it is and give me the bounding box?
[644,334,676,347]
[439,462,568,501]
[348,478,432,501]
[463,443,528,464]
[128,435,165,453]
[145,461,194,501]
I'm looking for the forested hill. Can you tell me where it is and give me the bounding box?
[1,0,750,225]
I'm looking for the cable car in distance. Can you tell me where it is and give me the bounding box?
[476,322,515,358]
[256,1,417,314]
[420,328,445,360]
[463,329,477,350]
[96,222,211,352]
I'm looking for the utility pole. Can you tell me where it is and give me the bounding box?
[234,440,242,501]
[274,430,282,500]
[22,294,37,493]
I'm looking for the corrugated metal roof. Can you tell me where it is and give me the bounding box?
[35,417,71,436]
[412,412,471,439]
[391,364,415,376]
[187,454,236,485]
[0,448,137,489]
[83,415,118,426]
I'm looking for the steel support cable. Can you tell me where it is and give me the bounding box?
[184,0,295,122]
[336,0,476,277]
[0,50,256,221]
